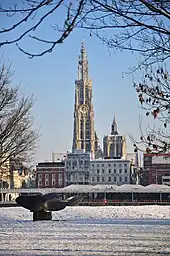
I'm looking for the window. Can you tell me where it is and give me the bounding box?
[92,177,94,182]
[108,176,111,182]
[97,164,99,167]
[124,163,127,167]
[45,180,49,186]
[97,176,100,182]
[125,176,128,183]
[102,169,104,173]
[97,169,100,174]
[119,169,122,173]
[108,169,111,174]
[119,177,122,182]
[114,164,116,167]
[58,173,63,186]
[114,177,116,182]
[52,173,56,186]
[45,173,49,186]
[38,180,42,186]
[119,164,122,167]
[102,177,105,182]
[52,179,55,186]
[92,164,94,167]
[66,173,71,181]
[108,163,111,167]
[102,164,104,167]
[38,174,42,179]
[114,169,116,173]
[124,169,127,173]
[84,160,88,166]
[45,173,49,179]
[85,172,89,179]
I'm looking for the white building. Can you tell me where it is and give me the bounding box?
[65,150,90,185]
[52,152,67,162]
[89,158,131,185]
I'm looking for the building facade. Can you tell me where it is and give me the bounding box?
[89,158,130,185]
[143,153,170,185]
[36,162,65,188]
[72,41,100,159]
[0,157,30,189]
[65,150,90,185]
[103,115,126,159]
[51,152,67,162]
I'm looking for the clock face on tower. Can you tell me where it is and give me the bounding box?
[79,104,88,114]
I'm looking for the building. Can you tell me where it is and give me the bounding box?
[0,160,10,188]
[143,153,170,185]
[72,41,100,159]
[89,158,131,185]
[126,153,136,163]
[65,150,90,185]
[51,152,67,162]
[0,157,31,189]
[103,115,126,159]
[36,162,65,188]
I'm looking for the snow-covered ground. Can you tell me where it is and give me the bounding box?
[1,205,170,221]
[0,206,170,255]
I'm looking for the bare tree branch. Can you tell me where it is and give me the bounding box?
[0,60,39,166]
[131,67,170,153]
[0,0,169,65]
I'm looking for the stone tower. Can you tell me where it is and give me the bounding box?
[103,114,126,159]
[72,41,99,159]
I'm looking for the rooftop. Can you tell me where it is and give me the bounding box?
[60,184,170,193]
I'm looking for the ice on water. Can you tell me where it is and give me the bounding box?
[0,206,170,255]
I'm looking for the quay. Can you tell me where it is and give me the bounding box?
[0,184,170,207]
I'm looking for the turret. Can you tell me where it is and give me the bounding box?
[111,113,118,135]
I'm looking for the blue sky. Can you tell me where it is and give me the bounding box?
[1,4,154,164]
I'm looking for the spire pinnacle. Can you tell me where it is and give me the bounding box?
[78,40,88,81]
[81,39,85,50]
[111,113,118,135]
[113,113,116,124]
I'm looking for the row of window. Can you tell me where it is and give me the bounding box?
[93,169,128,174]
[38,179,57,186]
[92,176,129,183]
[91,163,128,167]
[66,160,89,166]
[38,173,63,184]
[66,173,89,179]
[38,173,63,179]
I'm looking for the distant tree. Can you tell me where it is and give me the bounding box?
[0,60,39,166]
[130,67,170,153]
[0,1,169,66]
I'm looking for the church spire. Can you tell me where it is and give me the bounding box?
[73,41,99,159]
[78,40,88,81]
[111,113,118,135]
[113,113,116,124]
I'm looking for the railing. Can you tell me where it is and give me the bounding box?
[1,200,170,208]
[0,187,61,194]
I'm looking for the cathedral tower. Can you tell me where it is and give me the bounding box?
[72,42,98,159]
[103,114,127,159]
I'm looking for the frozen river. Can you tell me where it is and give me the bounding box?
[0,206,170,256]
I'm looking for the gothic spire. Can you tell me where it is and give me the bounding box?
[78,40,88,81]
[111,113,118,135]
[113,113,116,124]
